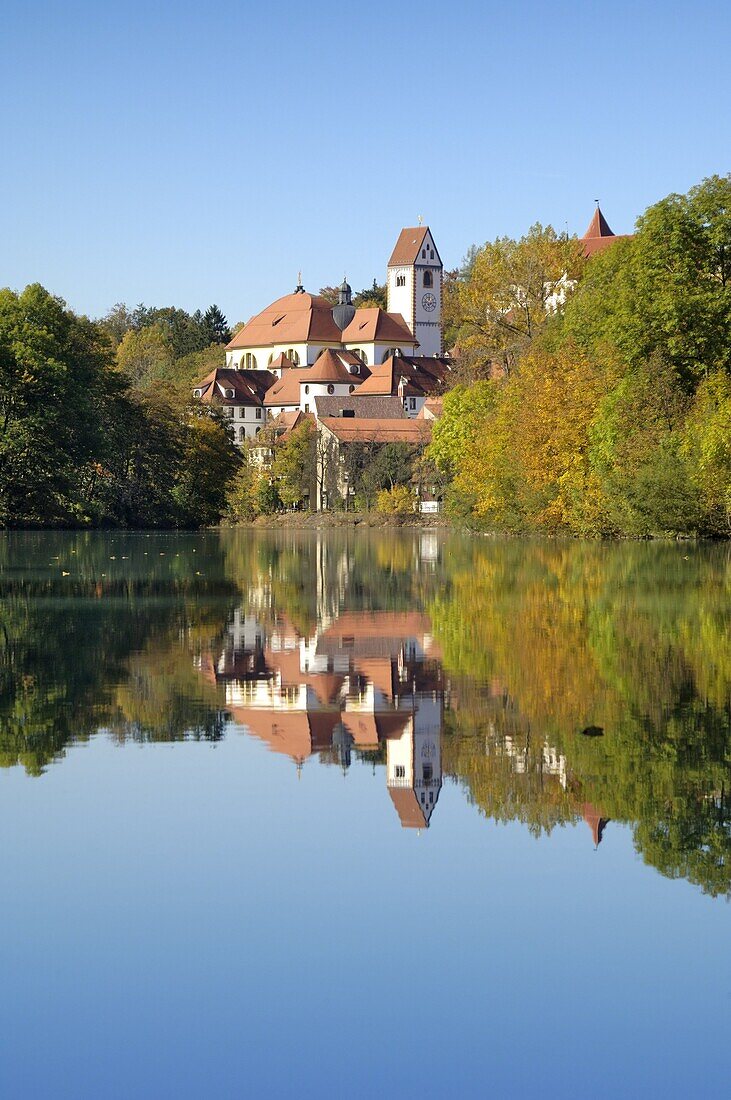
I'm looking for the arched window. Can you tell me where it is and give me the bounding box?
[396,274,406,288]
[423,270,433,288]
[285,348,300,366]
[349,384,355,393]
[350,348,367,365]
[238,427,246,442]
[382,348,401,362]
[327,384,335,395]
[244,352,257,369]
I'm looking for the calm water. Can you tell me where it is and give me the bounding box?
[0,529,729,1098]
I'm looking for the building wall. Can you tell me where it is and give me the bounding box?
[221,404,266,444]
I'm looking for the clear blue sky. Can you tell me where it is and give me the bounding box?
[2,0,729,325]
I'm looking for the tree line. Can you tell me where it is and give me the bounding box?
[433,174,731,536]
[0,287,237,528]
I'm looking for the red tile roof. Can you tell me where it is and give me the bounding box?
[356,355,451,398]
[320,417,432,444]
[226,291,343,349]
[388,227,429,267]
[341,308,416,345]
[193,367,274,406]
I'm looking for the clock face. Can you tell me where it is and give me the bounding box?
[422,292,437,312]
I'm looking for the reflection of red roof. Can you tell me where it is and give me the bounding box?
[229,706,340,760]
[388,787,427,828]
[323,611,432,640]
[581,803,610,847]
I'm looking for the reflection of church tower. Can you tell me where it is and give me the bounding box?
[582,804,610,848]
[386,696,443,828]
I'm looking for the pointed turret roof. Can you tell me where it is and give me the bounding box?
[582,205,615,240]
[581,205,632,258]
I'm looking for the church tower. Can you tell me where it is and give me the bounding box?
[387,226,443,357]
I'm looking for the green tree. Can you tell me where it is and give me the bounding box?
[0,284,122,526]
[203,304,231,346]
[272,421,314,509]
[564,174,731,386]
[353,280,387,309]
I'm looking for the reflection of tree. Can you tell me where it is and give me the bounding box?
[430,539,731,896]
[0,531,235,773]
[2,528,730,898]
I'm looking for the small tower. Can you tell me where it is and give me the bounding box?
[332,277,356,331]
[387,226,443,357]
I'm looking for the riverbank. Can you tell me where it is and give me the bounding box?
[237,511,455,529]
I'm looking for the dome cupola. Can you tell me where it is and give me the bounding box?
[332,276,356,331]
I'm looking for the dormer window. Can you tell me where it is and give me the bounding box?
[272,315,285,326]
[193,389,202,398]
[225,388,235,398]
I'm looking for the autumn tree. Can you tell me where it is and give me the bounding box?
[454,224,585,375]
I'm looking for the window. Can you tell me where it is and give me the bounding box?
[238,427,246,442]
[193,388,202,398]
[350,348,367,365]
[244,352,257,369]
[430,249,435,260]
[327,384,335,395]
[239,407,245,418]
[304,403,310,413]
[423,763,433,782]
[255,408,262,419]
[349,384,355,393]
[285,348,300,365]
[382,347,401,362]
[396,274,406,287]
[409,397,417,410]
[304,384,309,394]
[423,270,433,287]
[225,407,234,417]
[421,249,426,258]
[395,765,406,779]
[225,388,235,398]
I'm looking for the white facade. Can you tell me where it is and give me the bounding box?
[220,404,265,444]
[387,228,443,358]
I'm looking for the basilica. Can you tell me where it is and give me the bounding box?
[193,226,452,442]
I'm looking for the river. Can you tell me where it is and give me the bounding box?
[0,528,729,1097]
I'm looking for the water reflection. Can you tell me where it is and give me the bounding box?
[0,529,729,895]
[205,604,444,828]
